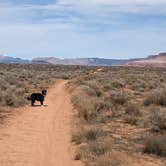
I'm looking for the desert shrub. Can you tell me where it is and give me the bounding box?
[6,95,24,107]
[80,108,97,121]
[72,95,110,121]
[89,142,110,156]
[79,85,98,96]
[93,151,129,166]
[4,93,17,107]
[144,88,166,106]
[124,115,138,125]
[93,97,111,112]
[111,79,125,88]
[103,84,112,91]
[144,135,166,157]
[85,81,102,97]
[72,128,104,144]
[84,129,103,141]
[110,91,129,105]
[84,130,98,141]
[150,109,166,132]
[0,78,9,90]
[131,80,147,91]
[72,132,84,145]
[93,114,112,124]
[125,105,141,116]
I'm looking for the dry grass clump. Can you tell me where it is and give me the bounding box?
[90,151,130,166]
[84,129,105,141]
[72,95,110,122]
[144,88,166,106]
[72,128,105,145]
[111,79,126,88]
[85,81,102,97]
[144,134,166,157]
[78,85,98,96]
[89,142,110,156]
[72,96,98,121]
[125,105,141,116]
[110,91,129,105]
[150,109,166,132]
[124,115,139,125]
[124,104,141,126]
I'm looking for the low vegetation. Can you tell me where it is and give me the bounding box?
[0,63,166,165]
[144,134,166,157]
[69,67,166,165]
[144,87,166,106]
[0,63,90,123]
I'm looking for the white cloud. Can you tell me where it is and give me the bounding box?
[0,22,166,59]
[0,0,166,59]
[0,0,165,29]
[59,0,166,5]
[1,0,166,16]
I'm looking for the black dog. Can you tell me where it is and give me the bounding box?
[27,90,47,106]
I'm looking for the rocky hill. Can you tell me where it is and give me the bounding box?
[0,53,165,67]
[125,53,166,68]
[0,55,29,63]
[32,57,128,66]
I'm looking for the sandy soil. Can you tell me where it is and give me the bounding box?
[0,80,82,166]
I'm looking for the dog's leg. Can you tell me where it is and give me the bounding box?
[31,100,35,106]
[40,100,44,106]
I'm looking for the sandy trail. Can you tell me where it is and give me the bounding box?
[0,80,82,166]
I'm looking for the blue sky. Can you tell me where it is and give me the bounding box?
[0,0,166,59]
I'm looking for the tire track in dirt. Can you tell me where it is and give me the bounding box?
[0,80,82,166]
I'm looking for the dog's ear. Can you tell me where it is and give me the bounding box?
[42,90,47,95]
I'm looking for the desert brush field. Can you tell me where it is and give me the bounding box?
[68,66,166,166]
[0,64,165,166]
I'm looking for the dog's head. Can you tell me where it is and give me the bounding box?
[42,90,47,96]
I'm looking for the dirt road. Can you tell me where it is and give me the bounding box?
[0,80,82,166]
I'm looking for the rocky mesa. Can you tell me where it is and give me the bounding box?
[125,53,166,68]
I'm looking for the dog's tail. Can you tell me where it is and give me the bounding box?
[27,96,31,101]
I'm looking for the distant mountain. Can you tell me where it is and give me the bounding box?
[32,57,128,66]
[0,53,166,67]
[124,53,166,68]
[0,55,29,63]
